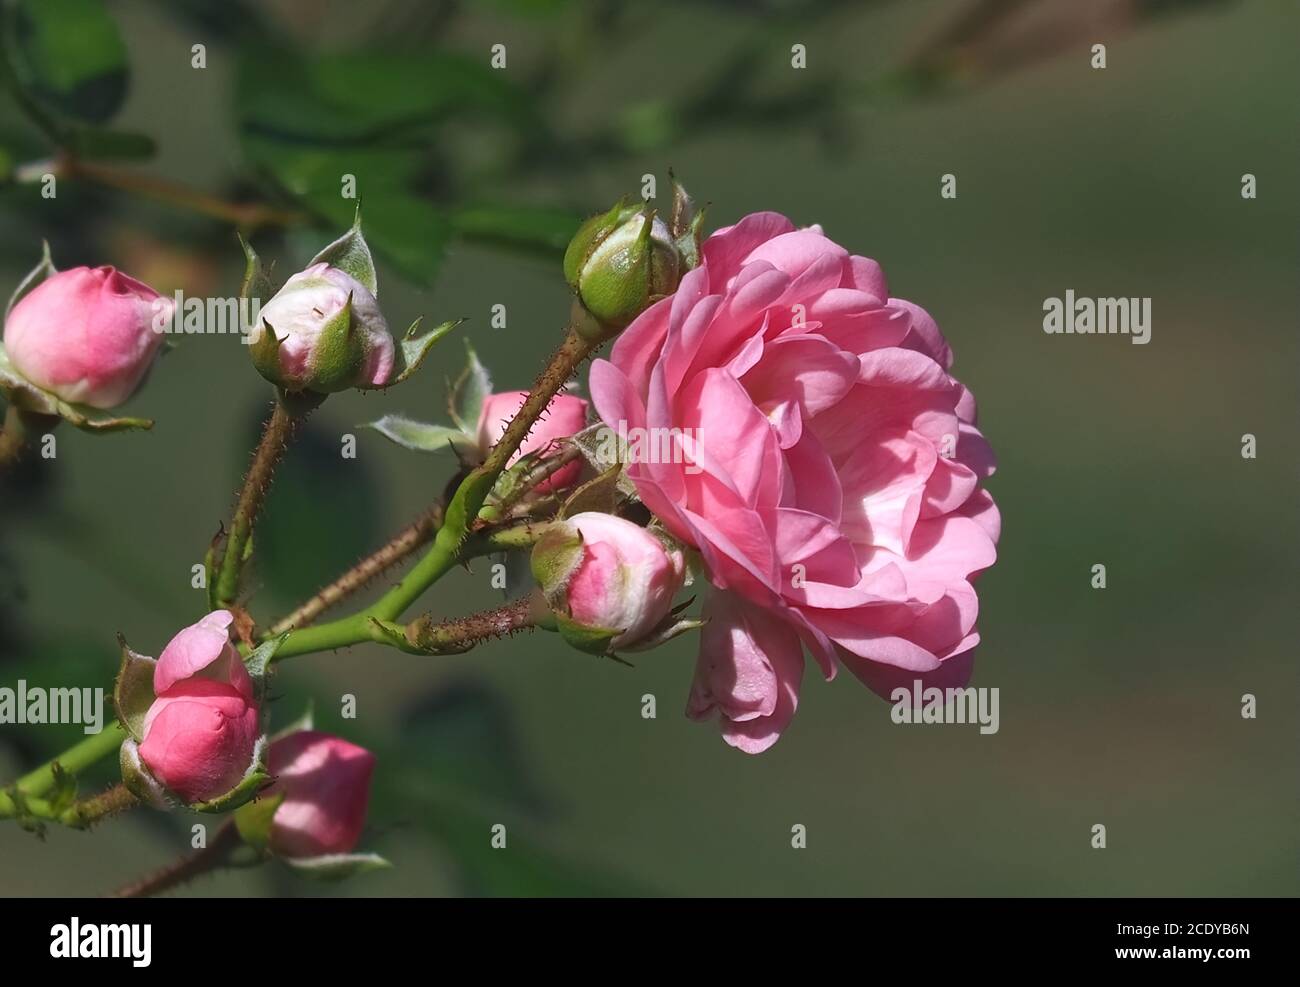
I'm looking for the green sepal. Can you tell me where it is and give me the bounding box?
[119,739,175,810]
[112,633,157,742]
[559,465,621,519]
[248,319,285,384]
[621,614,706,654]
[305,291,364,393]
[281,852,392,880]
[382,317,464,389]
[668,171,707,271]
[448,338,491,432]
[563,195,633,288]
[48,763,78,815]
[554,611,623,656]
[237,233,271,305]
[244,634,287,701]
[5,240,55,321]
[360,414,477,456]
[0,343,153,432]
[530,525,585,599]
[233,791,285,851]
[309,204,378,296]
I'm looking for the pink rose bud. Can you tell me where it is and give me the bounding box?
[137,611,261,804]
[532,511,686,652]
[2,266,172,408]
[476,390,589,491]
[248,263,395,393]
[265,730,376,858]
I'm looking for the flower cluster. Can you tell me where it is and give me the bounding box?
[3,178,998,895]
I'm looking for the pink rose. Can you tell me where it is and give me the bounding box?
[249,263,395,392]
[2,266,172,408]
[533,512,685,650]
[265,730,375,858]
[590,212,1000,753]
[138,611,261,803]
[476,390,589,491]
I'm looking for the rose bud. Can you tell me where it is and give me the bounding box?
[132,611,262,805]
[476,390,589,492]
[531,511,691,654]
[248,263,395,394]
[563,199,683,339]
[262,730,376,858]
[2,265,172,408]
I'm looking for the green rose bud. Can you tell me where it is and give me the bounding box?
[564,194,687,341]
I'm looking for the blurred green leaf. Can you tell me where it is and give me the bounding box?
[2,0,128,126]
[237,48,551,284]
[451,203,580,257]
[61,126,155,161]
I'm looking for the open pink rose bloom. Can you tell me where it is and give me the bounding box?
[591,212,1000,752]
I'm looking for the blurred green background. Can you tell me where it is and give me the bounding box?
[1,0,1296,896]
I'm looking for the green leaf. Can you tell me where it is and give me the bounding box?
[236,47,540,284]
[3,0,129,126]
[360,414,476,455]
[448,339,492,432]
[60,126,155,161]
[388,317,464,388]
[451,203,581,257]
[282,852,391,880]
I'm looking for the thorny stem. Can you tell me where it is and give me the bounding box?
[111,821,244,898]
[215,399,305,609]
[55,157,302,232]
[2,326,601,827]
[364,327,598,624]
[0,781,137,829]
[267,501,445,636]
[404,594,546,654]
